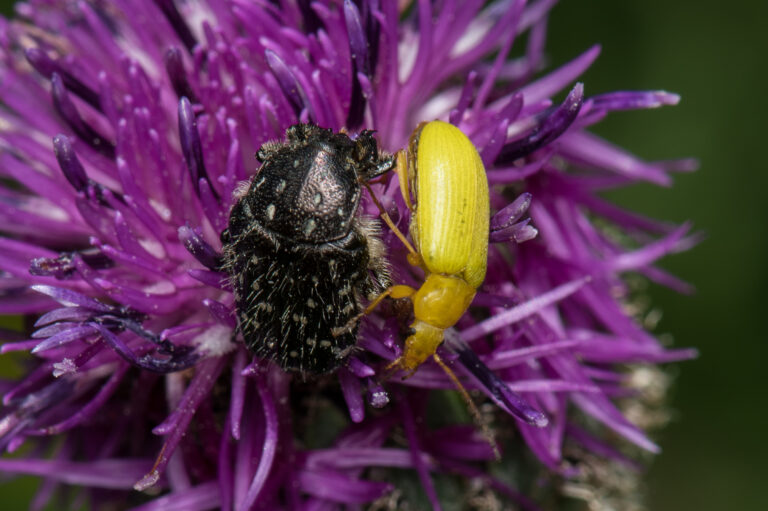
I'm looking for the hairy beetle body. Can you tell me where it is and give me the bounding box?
[222,124,392,374]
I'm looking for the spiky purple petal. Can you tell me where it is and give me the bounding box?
[0,1,696,509]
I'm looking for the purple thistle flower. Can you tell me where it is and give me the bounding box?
[0,0,697,509]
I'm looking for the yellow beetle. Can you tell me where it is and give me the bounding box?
[364,120,489,376]
[353,120,497,453]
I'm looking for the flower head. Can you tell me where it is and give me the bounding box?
[0,1,696,509]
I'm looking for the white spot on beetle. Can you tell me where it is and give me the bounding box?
[304,218,317,236]
[320,340,332,347]
[289,350,298,358]
[313,193,322,205]
[266,204,276,220]
[276,179,287,193]
[307,298,316,308]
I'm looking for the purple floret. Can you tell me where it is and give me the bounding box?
[0,1,697,509]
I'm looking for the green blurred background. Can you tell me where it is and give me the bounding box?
[0,0,764,510]
[547,1,767,510]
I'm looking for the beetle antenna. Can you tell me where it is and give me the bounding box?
[361,179,419,257]
[433,352,501,460]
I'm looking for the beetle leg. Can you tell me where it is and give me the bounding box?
[379,357,405,382]
[331,284,416,337]
[365,284,416,314]
[368,153,397,180]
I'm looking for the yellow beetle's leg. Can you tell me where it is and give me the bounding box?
[380,357,407,382]
[361,179,419,259]
[331,284,416,337]
[432,352,501,460]
[365,284,415,314]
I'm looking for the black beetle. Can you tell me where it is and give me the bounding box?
[221,124,393,374]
